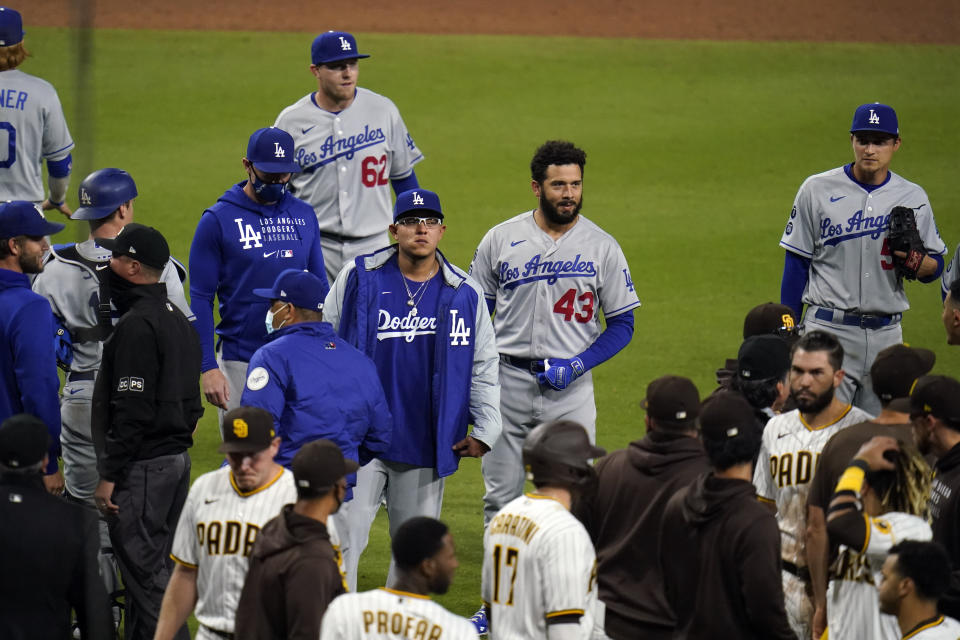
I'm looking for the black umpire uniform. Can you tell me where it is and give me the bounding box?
[91,224,203,640]
[0,414,112,639]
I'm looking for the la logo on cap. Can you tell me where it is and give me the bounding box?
[80,188,91,205]
[274,142,285,158]
[412,192,424,206]
[339,36,351,51]
[233,418,248,438]
[869,109,881,125]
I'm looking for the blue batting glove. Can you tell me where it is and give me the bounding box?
[536,357,586,390]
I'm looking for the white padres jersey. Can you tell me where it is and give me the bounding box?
[0,69,73,202]
[903,616,960,640]
[482,494,598,639]
[779,166,946,314]
[170,466,296,634]
[274,87,423,239]
[319,588,476,640]
[942,244,960,299]
[753,405,872,564]
[469,212,640,358]
[33,239,194,374]
[827,512,932,640]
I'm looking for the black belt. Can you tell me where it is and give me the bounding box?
[202,626,234,639]
[782,560,810,581]
[320,230,362,244]
[813,308,901,330]
[67,371,97,383]
[500,354,545,374]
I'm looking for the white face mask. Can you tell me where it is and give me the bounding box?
[265,303,290,335]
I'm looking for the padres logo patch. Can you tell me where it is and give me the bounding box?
[246,366,269,391]
[233,418,248,438]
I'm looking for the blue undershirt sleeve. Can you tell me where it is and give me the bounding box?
[188,214,223,372]
[391,169,419,196]
[919,252,944,284]
[46,154,72,178]
[485,297,496,315]
[576,311,634,371]
[781,251,810,319]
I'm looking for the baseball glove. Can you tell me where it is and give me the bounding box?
[887,206,925,280]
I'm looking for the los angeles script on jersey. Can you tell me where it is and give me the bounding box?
[499,253,597,289]
[296,125,386,170]
[819,206,923,246]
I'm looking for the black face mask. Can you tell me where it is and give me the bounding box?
[106,268,139,314]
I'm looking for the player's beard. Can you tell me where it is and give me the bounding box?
[16,241,45,274]
[539,192,582,226]
[790,384,835,414]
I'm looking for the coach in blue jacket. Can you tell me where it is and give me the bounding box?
[323,188,501,590]
[0,201,66,494]
[241,268,392,475]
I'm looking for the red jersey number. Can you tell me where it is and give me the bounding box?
[361,155,389,187]
[553,289,595,323]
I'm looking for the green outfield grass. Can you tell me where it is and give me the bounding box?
[24,28,960,620]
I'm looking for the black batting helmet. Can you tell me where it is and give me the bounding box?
[522,420,605,489]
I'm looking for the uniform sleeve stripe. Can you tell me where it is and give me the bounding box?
[545,609,585,618]
[860,513,871,554]
[757,496,776,504]
[604,301,642,317]
[170,553,198,569]
[42,142,75,158]
[780,241,814,258]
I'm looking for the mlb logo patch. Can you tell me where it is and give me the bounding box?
[325,341,336,350]
[281,249,294,258]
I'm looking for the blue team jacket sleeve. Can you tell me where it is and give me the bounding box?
[781,251,811,318]
[466,277,501,450]
[307,215,329,294]
[575,310,635,372]
[359,369,393,466]
[189,213,224,372]
[13,297,62,472]
[239,351,287,430]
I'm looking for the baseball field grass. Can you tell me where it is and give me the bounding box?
[25,28,960,620]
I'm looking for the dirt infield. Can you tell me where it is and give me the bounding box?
[23,0,960,44]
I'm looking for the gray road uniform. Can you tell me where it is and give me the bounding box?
[780,166,946,414]
[275,87,423,282]
[32,238,193,500]
[0,68,73,203]
[470,211,640,523]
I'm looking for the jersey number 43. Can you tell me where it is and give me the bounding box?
[553,289,595,323]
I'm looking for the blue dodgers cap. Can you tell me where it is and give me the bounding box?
[393,189,443,221]
[850,103,899,136]
[252,269,325,311]
[246,127,301,174]
[311,31,370,65]
[0,201,65,237]
[0,7,23,46]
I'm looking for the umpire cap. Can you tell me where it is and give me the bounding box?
[522,420,605,489]
[0,414,49,469]
[72,168,138,220]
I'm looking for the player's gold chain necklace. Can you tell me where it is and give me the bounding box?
[401,265,436,317]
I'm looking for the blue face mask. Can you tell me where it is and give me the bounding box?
[265,303,289,335]
[250,167,287,203]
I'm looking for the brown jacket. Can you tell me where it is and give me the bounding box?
[235,505,345,640]
[580,430,708,638]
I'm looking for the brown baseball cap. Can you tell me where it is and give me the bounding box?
[699,391,762,444]
[292,439,359,495]
[871,344,936,412]
[743,303,798,341]
[909,375,960,426]
[641,375,700,424]
[218,406,277,454]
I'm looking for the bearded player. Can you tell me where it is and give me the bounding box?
[155,407,295,640]
[753,330,872,639]
[275,30,423,282]
[779,103,946,415]
[470,140,640,537]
